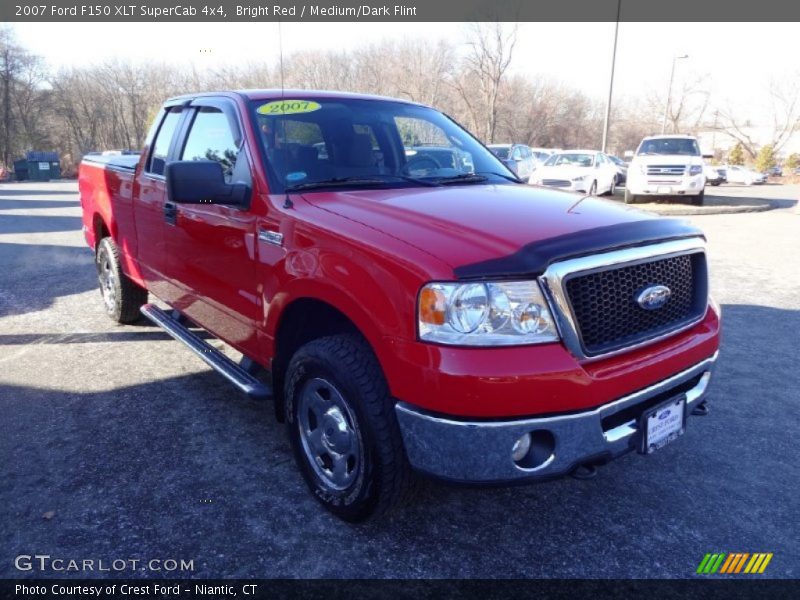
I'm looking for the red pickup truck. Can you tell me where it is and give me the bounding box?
[79,90,720,521]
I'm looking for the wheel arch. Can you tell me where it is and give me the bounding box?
[268,290,394,423]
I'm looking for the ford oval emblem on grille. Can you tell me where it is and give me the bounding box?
[659,409,671,420]
[636,285,671,310]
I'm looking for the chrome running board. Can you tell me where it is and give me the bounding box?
[140,303,271,400]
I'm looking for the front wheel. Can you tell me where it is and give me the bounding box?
[284,334,414,522]
[95,237,147,324]
[624,188,638,204]
[588,181,597,196]
[690,190,705,206]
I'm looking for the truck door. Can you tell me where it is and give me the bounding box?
[133,103,186,301]
[163,98,261,356]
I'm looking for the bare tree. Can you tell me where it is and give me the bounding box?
[714,78,800,159]
[453,23,517,143]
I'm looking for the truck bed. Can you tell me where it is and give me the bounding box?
[81,153,140,172]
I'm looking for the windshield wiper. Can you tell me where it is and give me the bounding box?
[286,174,442,192]
[431,173,490,185]
[286,177,391,192]
[475,170,523,183]
[380,174,442,187]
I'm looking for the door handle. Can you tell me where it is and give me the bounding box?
[164,201,178,225]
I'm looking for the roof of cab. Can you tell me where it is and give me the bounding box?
[165,89,426,107]
[641,134,698,140]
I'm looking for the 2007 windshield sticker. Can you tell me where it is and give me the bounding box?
[257,100,321,115]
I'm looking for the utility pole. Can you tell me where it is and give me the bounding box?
[661,54,688,134]
[601,0,621,153]
[1,47,11,168]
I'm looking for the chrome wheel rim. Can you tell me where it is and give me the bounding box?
[297,378,361,491]
[98,251,116,312]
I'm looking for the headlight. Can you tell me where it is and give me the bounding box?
[418,281,560,346]
[688,165,703,176]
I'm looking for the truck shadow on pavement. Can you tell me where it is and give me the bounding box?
[0,198,80,210]
[0,214,83,235]
[1,304,797,578]
[0,242,96,318]
[0,188,78,196]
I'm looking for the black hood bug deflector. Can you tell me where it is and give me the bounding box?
[453,218,705,280]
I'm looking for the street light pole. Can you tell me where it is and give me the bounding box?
[601,0,621,153]
[661,54,688,134]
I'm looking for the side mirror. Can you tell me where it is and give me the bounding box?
[165,160,249,206]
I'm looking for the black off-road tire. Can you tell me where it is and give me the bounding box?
[95,237,148,324]
[284,334,415,522]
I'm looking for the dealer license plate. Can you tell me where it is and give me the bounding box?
[640,396,686,454]
[657,186,672,194]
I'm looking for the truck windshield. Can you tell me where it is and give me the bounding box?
[249,98,517,193]
[637,138,700,156]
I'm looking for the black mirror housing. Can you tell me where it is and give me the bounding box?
[165,160,249,206]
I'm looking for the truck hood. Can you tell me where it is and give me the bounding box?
[301,184,661,274]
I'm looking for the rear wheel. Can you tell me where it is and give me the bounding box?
[285,334,414,522]
[95,237,147,324]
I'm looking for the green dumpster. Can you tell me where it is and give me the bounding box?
[25,151,61,181]
[13,159,29,181]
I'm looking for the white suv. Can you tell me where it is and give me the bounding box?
[625,135,706,205]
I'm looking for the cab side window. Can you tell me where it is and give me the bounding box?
[147,107,182,176]
[181,107,240,182]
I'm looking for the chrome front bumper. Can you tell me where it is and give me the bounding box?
[395,352,717,483]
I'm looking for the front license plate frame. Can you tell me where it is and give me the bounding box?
[639,395,687,454]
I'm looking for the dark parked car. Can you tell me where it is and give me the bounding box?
[608,155,628,185]
[487,144,535,180]
[767,166,783,177]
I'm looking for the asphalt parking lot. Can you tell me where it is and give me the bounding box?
[1,181,798,579]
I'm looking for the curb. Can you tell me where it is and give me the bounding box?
[628,201,777,216]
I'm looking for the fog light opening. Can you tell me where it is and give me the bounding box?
[511,433,532,463]
[513,430,556,470]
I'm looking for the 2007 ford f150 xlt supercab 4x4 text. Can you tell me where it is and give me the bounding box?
[79,91,720,521]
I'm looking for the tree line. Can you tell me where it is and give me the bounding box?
[1,25,798,176]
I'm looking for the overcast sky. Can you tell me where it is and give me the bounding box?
[10,22,799,124]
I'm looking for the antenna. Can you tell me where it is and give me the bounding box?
[277,20,293,209]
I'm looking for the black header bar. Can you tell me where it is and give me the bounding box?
[3,0,800,22]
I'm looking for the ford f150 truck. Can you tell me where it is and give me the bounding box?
[79,91,720,521]
[625,134,708,205]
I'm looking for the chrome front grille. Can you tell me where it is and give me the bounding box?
[542,179,571,187]
[646,164,686,176]
[565,253,705,356]
[539,239,709,361]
